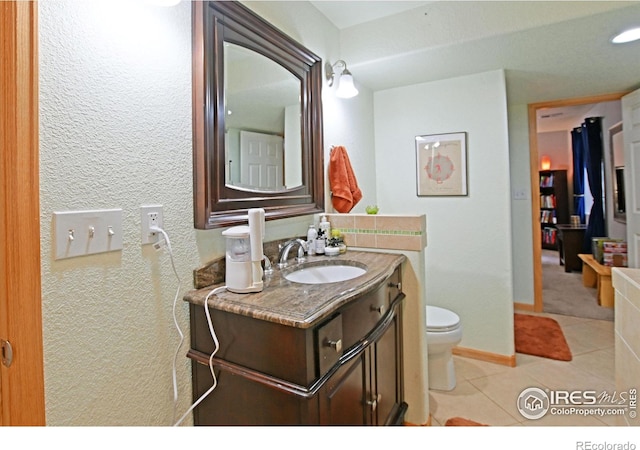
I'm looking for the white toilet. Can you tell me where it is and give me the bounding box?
[426,305,463,391]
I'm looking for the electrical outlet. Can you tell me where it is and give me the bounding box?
[140,205,163,244]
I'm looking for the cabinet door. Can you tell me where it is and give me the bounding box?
[319,351,370,425]
[372,309,403,425]
[192,362,308,425]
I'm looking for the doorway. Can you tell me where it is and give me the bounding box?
[528,92,628,313]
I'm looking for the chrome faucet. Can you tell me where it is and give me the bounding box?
[263,255,273,276]
[277,239,307,268]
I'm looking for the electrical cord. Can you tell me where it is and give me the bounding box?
[173,285,224,426]
[149,225,223,426]
[149,225,184,424]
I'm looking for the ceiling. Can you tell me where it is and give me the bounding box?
[311,1,432,29]
[309,1,640,115]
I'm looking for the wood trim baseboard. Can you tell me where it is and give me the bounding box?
[404,414,431,426]
[514,302,536,312]
[452,346,516,367]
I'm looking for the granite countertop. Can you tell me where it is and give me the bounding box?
[183,250,406,329]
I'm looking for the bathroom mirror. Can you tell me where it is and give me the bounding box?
[192,1,324,229]
[609,121,625,223]
[224,43,303,191]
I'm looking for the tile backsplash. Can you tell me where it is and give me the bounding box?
[326,213,426,252]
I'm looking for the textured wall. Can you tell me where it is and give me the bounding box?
[39,0,197,425]
[38,0,345,426]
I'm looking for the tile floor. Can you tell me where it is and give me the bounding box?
[429,311,618,426]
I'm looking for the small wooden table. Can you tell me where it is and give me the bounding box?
[556,224,587,272]
[578,254,613,308]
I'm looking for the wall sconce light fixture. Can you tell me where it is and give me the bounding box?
[541,155,551,170]
[325,60,359,98]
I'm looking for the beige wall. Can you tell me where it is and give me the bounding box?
[537,131,572,172]
[373,70,515,358]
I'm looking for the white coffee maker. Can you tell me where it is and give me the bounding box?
[221,208,265,293]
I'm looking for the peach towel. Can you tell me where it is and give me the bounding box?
[329,146,362,213]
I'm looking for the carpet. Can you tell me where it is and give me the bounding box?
[445,417,487,426]
[541,249,613,321]
[514,313,572,361]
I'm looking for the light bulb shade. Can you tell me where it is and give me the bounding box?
[612,27,640,44]
[541,155,551,170]
[336,72,358,98]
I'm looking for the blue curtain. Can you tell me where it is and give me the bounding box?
[571,127,585,224]
[582,117,606,252]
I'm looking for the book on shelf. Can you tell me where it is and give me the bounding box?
[540,194,556,208]
[540,209,556,223]
[542,227,557,245]
[540,173,555,188]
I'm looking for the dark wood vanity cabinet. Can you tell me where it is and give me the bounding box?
[319,303,404,425]
[187,265,406,425]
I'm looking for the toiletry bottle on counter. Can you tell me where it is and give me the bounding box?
[319,215,330,238]
[315,229,325,254]
[307,224,317,255]
[318,215,330,255]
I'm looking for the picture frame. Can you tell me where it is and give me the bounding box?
[415,132,468,196]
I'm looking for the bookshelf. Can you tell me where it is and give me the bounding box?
[539,169,569,250]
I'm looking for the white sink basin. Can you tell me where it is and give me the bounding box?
[284,264,366,284]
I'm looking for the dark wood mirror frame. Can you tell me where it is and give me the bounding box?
[609,121,625,224]
[192,1,325,229]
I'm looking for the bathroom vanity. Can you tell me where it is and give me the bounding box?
[183,251,407,425]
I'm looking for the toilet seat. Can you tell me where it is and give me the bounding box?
[426,305,460,333]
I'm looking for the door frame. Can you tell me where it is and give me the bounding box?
[528,92,629,312]
[0,1,45,425]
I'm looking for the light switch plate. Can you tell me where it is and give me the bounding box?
[53,209,123,260]
[513,188,528,200]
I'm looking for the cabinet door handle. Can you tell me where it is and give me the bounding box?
[367,394,382,411]
[325,338,342,353]
[370,304,385,315]
[388,281,402,290]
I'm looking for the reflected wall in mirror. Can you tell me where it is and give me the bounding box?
[609,121,625,223]
[224,43,302,191]
[192,1,324,229]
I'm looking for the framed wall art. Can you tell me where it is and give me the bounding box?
[415,132,468,196]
